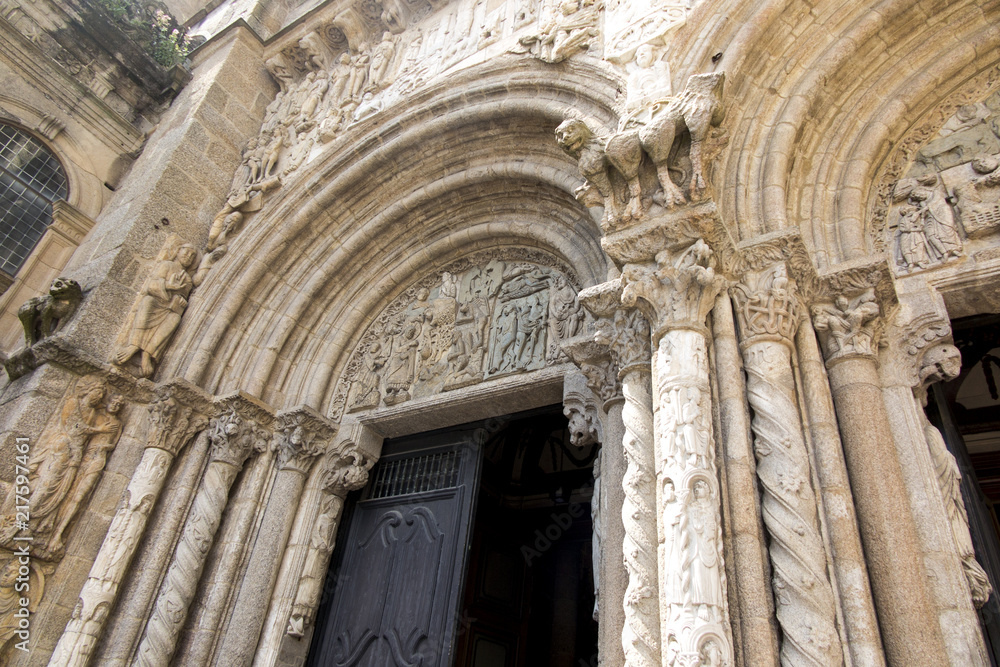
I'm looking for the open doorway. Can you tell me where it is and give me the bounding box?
[925,313,1000,664]
[307,405,599,667]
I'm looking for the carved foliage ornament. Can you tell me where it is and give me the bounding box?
[730,263,801,347]
[332,251,582,419]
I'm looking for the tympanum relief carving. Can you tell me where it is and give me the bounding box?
[333,253,582,418]
[884,90,1000,272]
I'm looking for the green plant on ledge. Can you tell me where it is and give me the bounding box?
[93,0,192,68]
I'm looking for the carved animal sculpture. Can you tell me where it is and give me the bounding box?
[607,71,726,208]
[555,118,642,229]
[17,277,83,346]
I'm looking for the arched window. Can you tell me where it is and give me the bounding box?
[0,123,68,276]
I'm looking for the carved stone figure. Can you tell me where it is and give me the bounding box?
[384,319,421,405]
[348,45,371,103]
[623,45,672,126]
[518,0,602,63]
[17,277,83,347]
[547,274,584,362]
[687,480,722,617]
[349,341,387,411]
[955,154,1000,237]
[555,118,643,230]
[811,290,882,362]
[0,376,120,553]
[47,393,124,554]
[113,242,206,378]
[923,412,992,608]
[367,33,396,92]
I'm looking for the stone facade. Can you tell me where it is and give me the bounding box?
[0,0,999,665]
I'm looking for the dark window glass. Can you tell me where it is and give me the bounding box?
[0,124,68,275]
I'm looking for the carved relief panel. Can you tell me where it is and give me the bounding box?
[331,250,583,419]
[886,89,1000,273]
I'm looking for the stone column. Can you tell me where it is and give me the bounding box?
[710,291,780,667]
[562,330,627,667]
[134,397,273,667]
[578,280,659,667]
[731,263,842,666]
[285,447,372,638]
[796,316,884,666]
[620,239,732,666]
[214,406,332,666]
[48,380,212,667]
[812,288,950,666]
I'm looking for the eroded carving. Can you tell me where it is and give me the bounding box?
[555,72,726,233]
[891,175,963,272]
[516,0,602,63]
[17,277,82,347]
[811,289,883,363]
[113,238,213,378]
[954,153,1000,238]
[0,375,123,560]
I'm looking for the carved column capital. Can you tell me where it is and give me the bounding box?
[147,379,213,456]
[811,288,886,365]
[621,239,724,343]
[730,262,801,348]
[273,406,336,473]
[209,393,275,467]
[577,277,653,375]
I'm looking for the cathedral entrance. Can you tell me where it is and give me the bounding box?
[307,406,599,667]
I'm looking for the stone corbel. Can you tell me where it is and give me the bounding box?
[563,370,602,448]
[273,406,337,474]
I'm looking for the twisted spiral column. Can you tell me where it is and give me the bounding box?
[620,363,661,667]
[134,458,243,666]
[742,340,841,666]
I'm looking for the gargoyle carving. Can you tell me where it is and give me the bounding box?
[17,277,82,347]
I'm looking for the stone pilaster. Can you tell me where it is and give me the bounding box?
[134,394,273,667]
[620,238,732,666]
[812,282,950,666]
[48,380,212,667]
[214,406,332,666]
[578,280,659,667]
[731,263,842,666]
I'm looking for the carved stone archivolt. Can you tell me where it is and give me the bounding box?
[331,250,582,419]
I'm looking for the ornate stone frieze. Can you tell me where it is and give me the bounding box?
[621,239,724,341]
[0,375,124,561]
[111,236,216,379]
[287,445,374,638]
[331,250,581,420]
[954,153,1000,238]
[869,70,1000,252]
[889,174,963,273]
[274,407,336,474]
[811,288,884,364]
[555,72,726,233]
[513,0,603,63]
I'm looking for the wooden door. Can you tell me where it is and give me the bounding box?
[309,430,483,667]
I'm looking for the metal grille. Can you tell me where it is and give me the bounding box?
[367,451,462,500]
[0,124,68,275]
